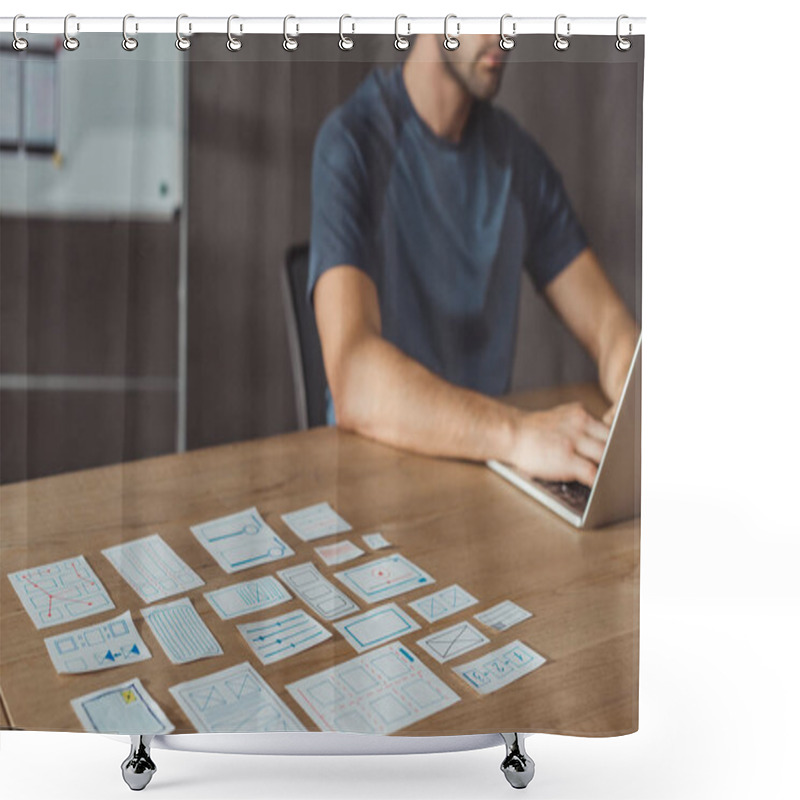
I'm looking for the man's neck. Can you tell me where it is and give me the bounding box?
[402,43,473,144]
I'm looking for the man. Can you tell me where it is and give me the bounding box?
[308,34,639,487]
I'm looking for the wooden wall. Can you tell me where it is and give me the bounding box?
[185,37,380,448]
[0,218,178,483]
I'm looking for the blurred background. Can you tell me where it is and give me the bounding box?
[0,32,641,484]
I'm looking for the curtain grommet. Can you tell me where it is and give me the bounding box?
[554,15,570,51]
[226,15,243,52]
[63,14,80,51]
[121,14,138,51]
[394,15,410,51]
[283,15,299,51]
[12,14,29,51]
[616,15,632,51]
[175,14,191,51]
[499,14,515,51]
[443,14,460,51]
[339,15,354,51]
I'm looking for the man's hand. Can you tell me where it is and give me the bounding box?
[602,400,618,426]
[507,402,609,487]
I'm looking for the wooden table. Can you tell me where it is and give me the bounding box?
[0,689,9,729]
[0,384,639,736]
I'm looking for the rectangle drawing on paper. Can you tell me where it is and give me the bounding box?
[169,662,306,733]
[314,539,364,566]
[334,603,421,653]
[102,534,204,603]
[454,640,546,695]
[334,554,434,604]
[204,575,291,620]
[44,610,151,673]
[408,584,479,623]
[71,677,174,734]
[141,597,223,664]
[361,532,391,550]
[474,600,532,631]
[286,641,460,734]
[7,555,114,630]
[190,506,295,573]
[276,562,359,621]
[416,621,489,664]
[280,502,352,542]
[237,609,331,665]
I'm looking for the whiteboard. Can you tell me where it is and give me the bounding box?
[0,33,184,219]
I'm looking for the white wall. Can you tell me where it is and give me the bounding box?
[0,34,183,218]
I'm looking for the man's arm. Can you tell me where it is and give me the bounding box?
[544,248,639,421]
[314,265,610,486]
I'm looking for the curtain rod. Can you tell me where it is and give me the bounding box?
[0,16,646,37]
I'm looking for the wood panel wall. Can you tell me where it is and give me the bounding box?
[0,218,178,483]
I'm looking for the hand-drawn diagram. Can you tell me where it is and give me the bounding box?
[102,533,204,603]
[334,554,435,604]
[191,507,295,573]
[44,610,152,673]
[204,575,291,620]
[141,597,223,664]
[314,539,364,566]
[361,532,391,550]
[334,603,421,653]
[474,600,532,631]
[237,609,331,664]
[408,584,479,623]
[276,562,359,620]
[454,640,546,694]
[7,555,114,630]
[287,641,460,734]
[415,621,489,664]
[280,502,352,542]
[71,677,175,734]
[169,662,306,732]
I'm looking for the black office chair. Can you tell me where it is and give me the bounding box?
[281,244,329,429]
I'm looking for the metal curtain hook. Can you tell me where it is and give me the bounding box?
[616,14,632,51]
[227,15,242,51]
[63,13,80,51]
[176,14,191,51]
[499,14,515,51]
[443,14,459,51]
[554,14,570,51]
[12,14,29,51]
[394,15,410,51]
[122,14,138,51]
[283,15,298,51]
[339,14,354,51]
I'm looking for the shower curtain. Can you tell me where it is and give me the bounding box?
[0,26,643,737]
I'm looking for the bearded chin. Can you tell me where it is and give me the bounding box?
[470,70,504,102]
[442,55,504,101]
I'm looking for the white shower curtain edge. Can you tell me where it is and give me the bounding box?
[101,731,518,755]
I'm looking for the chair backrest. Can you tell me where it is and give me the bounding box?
[281,244,328,429]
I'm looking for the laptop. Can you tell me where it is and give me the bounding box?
[487,335,641,528]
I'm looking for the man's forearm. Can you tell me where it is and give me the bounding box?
[332,332,520,464]
[597,308,639,404]
[543,249,639,407]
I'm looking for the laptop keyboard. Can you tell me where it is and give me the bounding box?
[533,479,592,515]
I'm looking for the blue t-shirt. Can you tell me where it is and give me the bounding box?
[308,64,588,425]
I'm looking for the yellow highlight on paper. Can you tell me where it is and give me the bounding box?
[121,690,137,704]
